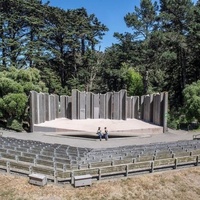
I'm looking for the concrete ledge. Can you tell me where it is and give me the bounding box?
[74,174,92,187]
[29,173,47,186]
[33,118,163,136]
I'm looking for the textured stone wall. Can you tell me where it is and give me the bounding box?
[30,90,168,133]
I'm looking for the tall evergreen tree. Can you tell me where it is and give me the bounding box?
[0,0,46,68]
[187,0,200,83]
[159,0,194,107]
[124,0,159,94]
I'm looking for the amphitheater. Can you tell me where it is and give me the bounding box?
[0,90,199,187]
[0,126,199,186]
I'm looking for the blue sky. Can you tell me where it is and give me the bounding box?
[42,0,140,51]
[43,0,198,51]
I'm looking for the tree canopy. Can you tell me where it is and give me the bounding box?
[0,0,200,130]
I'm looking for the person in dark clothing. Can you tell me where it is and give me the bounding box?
[96,127,102,141]
[104,127,109,141]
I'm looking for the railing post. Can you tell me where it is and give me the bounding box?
[34,158,37,166]
[15,155,19,162]
[151,161,154,173]
[126,165,129,177]
[196,155,199,166]
[29,166,33,174]
[6,161,10,173]
[174,158,177,169]
[71,171,74,185]
[98,168,101,180]
[54,170,58,184]
[63,164,66,172]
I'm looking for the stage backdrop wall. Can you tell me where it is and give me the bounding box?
[30,90,168,133]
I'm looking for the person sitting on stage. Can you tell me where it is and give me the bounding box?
[104,127,109,141]
[96,127,102,141]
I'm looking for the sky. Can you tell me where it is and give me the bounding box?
[43,0,198,51]
[42,0,141,51]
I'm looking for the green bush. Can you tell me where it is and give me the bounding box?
[7,119,24,132]
[167,111,186,130]
[0,93,28,119]
[0,77,23,97]
[0,67,48,131]
[183,80,200,123]
[168,118,179,130]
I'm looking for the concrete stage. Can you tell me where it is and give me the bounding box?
[33,118,163,137]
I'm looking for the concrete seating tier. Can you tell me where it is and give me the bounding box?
[0,137,200,184]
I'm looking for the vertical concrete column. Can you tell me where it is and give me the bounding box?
[113,92,120,120]
[143,95,150,122]
[66,96,72,119]
[140,95,145,120]
[163,92,168,133]
[30,91,38,132]
[60,95,66,118]
[105,92,112,119]
[153,94,160,125]
[79,91,86,119]
[49,95,52,121]
[86,92,91,119]
[150,94,154,123]
[152,94,157,125]
[42,93,46,122]
[130,96,134,119]
[132,96,139,119]
[39,93,45,123]
[72,89,78,119]
[53,94,56,120]
[100,94,106,119]
[119,90,127,120]
[111,93,114,119]
[38,93,42,123]
[126,97,132,119]
[44,93,50,121]
[93,93,100,119]
[49,94,55,120]
[54,94,59,118]
[90,93,94,119]
[35,92,40,124]
[160,92,164,126]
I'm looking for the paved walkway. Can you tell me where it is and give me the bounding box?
[0,128,198,149]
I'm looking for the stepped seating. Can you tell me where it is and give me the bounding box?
[0,137,200,184]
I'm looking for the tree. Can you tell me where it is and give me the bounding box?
[100,44,127,93]
[120,63,143,96]
[124,0,159,94]
[159,0,194,107]
[42,7,108,92]
[0,0,47,68]
[78,49,105,92]
[0,67,47,131]
[183,80,200,123]
[186,1,200,83]
[0,1,108,94]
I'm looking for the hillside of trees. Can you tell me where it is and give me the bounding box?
[0,0,200,131]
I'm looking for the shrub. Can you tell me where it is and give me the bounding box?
[7,119,24,132]
[0,67,48,131]
[183,80,200,123]
[0,93,28,120]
